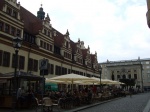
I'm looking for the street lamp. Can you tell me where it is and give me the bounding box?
[12,35,23,111]
[99,66,102,91]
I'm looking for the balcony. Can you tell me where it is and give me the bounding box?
[146,10,150,28]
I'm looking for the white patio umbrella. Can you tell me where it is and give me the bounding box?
[50,73,94,93]
[74,80,94,85]
[45,78,68,84]
[89,77,113,84]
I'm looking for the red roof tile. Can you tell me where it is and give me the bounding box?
[20,6,43,35]
[0,0,5,10]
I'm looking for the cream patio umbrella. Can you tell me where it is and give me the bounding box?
[50,73,94,93]
[74,80,94,85]
[45,78,68,84]
[90,77,113,84]
[106,80,122,85]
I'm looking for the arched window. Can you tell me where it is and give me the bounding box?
[112,74,114,80]
[123,74,126,79]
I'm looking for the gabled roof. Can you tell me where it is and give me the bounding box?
[82,49,88,59]
[91,54,97,63]
[20,6,43,35]
[53,28,65,47]
[70,40,77,54]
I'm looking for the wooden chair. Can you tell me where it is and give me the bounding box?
[52,98,61,112]
[43,97,53,112]
[35,97,43,112]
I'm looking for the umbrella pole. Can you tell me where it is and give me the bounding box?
[72,79,73,94]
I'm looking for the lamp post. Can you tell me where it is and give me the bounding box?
[99,66,102,91]
[12,35,23,112]
[140,62,144,92]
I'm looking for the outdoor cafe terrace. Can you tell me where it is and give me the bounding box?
[0,73,132,112]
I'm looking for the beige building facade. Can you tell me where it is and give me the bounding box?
[0,0,100,79]
[100,58,150,91]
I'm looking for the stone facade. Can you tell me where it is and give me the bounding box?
[0,0,100,78]
[100,58,150,90]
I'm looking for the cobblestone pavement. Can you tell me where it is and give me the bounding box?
[78,92,150,112]
[1,92,150,112]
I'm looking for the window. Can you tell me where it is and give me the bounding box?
[11,27,16,36]
[50,45,52,51]
[66,41,69,48]
[12,10,17,18]
[3,51,10,67]
[68,69,71,74]
[146,61,149,64]
[55,65,61,75]
[6,7,12,15]
[12,54,16,68]
[44,42,46,49]
[80,72,83,75]
[48,31,50,37]
[31,37,35,44]
[48,63,54,75]
[112,74,114,80]
[40,40,43,47]
[28,58,33,71]
[128,74,131,79]
[23,33,27,41]
[134,74,137,79]
[0,50,2,66]
[117,75,120,79]
[33,60,38,72]
[5,24,10,33]
[44,29,47,35]
[19,56,25,70]
[62,67,67,75]
[0,22,3,31]
[28,58,38,72]
[47,43,49,50]
[17,29,21,37]
[50,64,54,74]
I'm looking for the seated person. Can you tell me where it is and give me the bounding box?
[17,87,26,105]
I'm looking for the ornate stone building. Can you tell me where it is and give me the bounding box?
[100,58,150,91]
[0,0,100,78]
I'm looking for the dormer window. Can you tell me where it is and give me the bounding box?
[12,10,17,18]
[6,7,12,15]
[48,31,50,37]
[44,42,46,49]
[44,29,47,35]
[66,41,69,48]
[5,24,10,33]
[17,29,21,37]
[11,27,16,36]
[0,22,3,31]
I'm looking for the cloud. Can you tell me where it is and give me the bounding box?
[20,0,150,62]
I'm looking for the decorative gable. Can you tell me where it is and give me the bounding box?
[43,13,52,30]
[3,0,21,20]
[63,29,71,49]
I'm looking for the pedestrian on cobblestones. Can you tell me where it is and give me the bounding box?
[129,87,133,98]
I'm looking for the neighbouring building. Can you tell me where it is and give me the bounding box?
[146,0,150,28]
[0,0,100,89]
[99,57,150,91]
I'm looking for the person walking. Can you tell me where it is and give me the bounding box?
[129,87,132,98]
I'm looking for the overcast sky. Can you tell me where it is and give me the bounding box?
[19,0,150,63]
